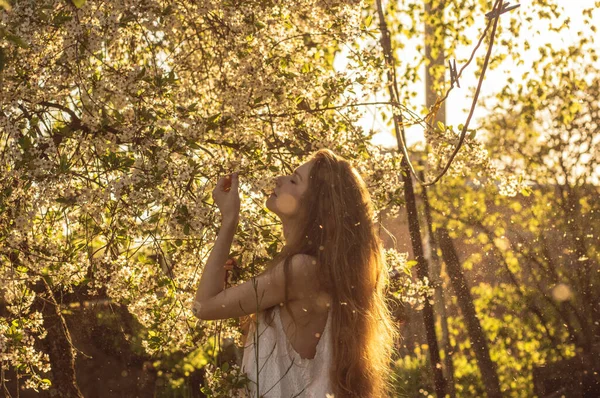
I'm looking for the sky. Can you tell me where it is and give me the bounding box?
[338,0,600,149]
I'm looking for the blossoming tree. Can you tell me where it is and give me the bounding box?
[0,0,411,394]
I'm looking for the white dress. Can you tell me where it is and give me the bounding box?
[240,305,334,398]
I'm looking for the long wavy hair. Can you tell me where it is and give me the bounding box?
[244,148,399,397]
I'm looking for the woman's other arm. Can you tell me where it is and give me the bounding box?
[192,253,316,320]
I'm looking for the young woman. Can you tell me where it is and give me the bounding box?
[192,149,398,397]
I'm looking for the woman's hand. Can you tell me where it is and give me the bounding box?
[212,173,240,223]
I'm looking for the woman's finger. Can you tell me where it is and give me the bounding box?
[223,174,232,192]
[229,173,239,192]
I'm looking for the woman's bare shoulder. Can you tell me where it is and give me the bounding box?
[286,254,329,303]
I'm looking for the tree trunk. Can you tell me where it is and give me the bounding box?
[420,171,456,398]
[401,157,447,397]
[425,0,447,125]
[31,279,84,398]
[423,1,456,395]
[375,1,446,395]
[437,228,502,398]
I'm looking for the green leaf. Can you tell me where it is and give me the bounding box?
[437,121,445,131]
[71,0,86,8]
[0,0,11,11]
[206,113,221,126]
[18,135,31,150]
[5,33,28,49]
[56,196,77,205]
[53,11,73,25]
[59,154,70,172]
[365,15,373,28]
[121,157,135,168]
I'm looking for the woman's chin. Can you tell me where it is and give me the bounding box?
[273,193,298,215]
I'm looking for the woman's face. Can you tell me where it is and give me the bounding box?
[266,159,315,218]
